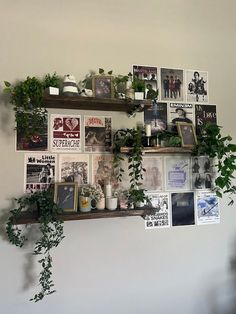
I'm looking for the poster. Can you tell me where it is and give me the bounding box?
[84,116,112,152]
[144,102,167,134]
[16,113,48,151]
[50,114,81,152]
[165,156,190,190]
[160,68,184,102]
[195,104,217,135]
[145,192,170,229]
[191,156,216,190]
[186,69,209,103]
[24,153,56,193]
[196,191,219,225]
[133,65,158,100]
[58,154,89,185]
[171,192,195,226]
[142,156,163,192]
[92,154,119,190]
[168,103,194,132]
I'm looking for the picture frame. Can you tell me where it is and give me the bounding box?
[92,75,114,98]
[177,122,197,148]
[54,182,78,212]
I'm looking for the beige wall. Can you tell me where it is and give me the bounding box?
[1,1,236,313]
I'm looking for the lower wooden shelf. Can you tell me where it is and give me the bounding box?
[14,208,152,225]
[120,146,193,154]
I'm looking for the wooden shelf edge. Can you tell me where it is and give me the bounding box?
[120,146,193,154]
[13,208,152,225]
[43,95,152,112]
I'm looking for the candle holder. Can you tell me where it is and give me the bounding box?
[145,124,152,147]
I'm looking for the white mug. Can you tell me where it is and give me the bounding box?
[106,197,118,211]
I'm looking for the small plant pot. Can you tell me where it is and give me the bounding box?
[96,197,105,210]
[48,87,59,95]
[79,196,92,212]
[134,92,144,100]
[106,197,118,211]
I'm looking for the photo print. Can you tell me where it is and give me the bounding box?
[160,68,184,102]
[84,116,112,152]
[58,154,89,185]
[24,153,56,193]
[196,191,219,225]
[142,156,163,192]
[171,192,195,226]
[50,114,81,152]
[92,154,119,190]
[145,192,170,229]
[133,65,158,100]
[165,156,191,191]
[191,156,216,190]
[144,102,167,134]
[16,113,48,151]
[186,69,208,103]
[195,104,217,135]
[167,103,194,132]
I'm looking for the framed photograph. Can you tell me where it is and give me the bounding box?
[92,75,114,98]
[54,182,78,212]
[177,122,197,148]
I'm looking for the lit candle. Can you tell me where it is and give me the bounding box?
[145,124,151,137]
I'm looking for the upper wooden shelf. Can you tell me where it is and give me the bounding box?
[120,146,193,154]
[13,208,152,225]
[43,95,152,112]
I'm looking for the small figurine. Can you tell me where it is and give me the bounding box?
[62,74,79,96]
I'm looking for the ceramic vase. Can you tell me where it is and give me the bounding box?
[96,197,105,210]
[79,196,92,212]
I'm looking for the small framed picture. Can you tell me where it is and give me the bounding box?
[54,182,78,212]
[177,122,197,148]
[92,75,114,98]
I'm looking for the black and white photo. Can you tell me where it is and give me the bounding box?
[186,70,208,103]
[160,68,184,102]
[191,156,216,190]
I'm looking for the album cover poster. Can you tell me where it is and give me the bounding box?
[144,102,167,134]
[160,68,184,102]
[145,192,170,229]
[92,154,119,190]
[196,191,219,225]
[195,104,217,135]
[16,113,48,151]
[58,154,89,185]
[167,103,194,131]
[84,116,112,152]
[142,156,163,192]
[165,156,191,191]
[171,192,195,226]
[186,69,209,103]
[133,65,158,100]
[50,114,81,152]
[24,153,56,193]
[191,156,216,190]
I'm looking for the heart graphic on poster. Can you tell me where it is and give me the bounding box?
[65,118,79,131]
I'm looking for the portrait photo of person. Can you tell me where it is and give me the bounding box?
[160,68,184,102]
[186,69,208,103]
[54,183,78,212]
[177,123,197,147]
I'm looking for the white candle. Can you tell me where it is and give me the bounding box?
[105,184,112,198]
[145,124,151,137]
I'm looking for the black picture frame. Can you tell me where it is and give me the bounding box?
[92,75,114,98]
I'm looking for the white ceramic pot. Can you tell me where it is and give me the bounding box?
[106,197,118,211]
[96,197,105,210]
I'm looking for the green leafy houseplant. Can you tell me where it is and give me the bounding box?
[4,73,60,139]
[6,189,64,302]
[192,123,236,205]
[113,128,149,207]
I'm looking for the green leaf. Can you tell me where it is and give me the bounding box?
[4,81,11,87]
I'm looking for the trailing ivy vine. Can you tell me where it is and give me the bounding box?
[6,189,64,302]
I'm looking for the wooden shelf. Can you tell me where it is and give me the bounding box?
[120,146,193,154]
[43,95,152,113]
[13,208,153,225]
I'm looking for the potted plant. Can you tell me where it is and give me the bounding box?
[192,123,236,205]
[132,77,145,100]
[79,184,105,211]
[43,72,61,95]
[113,128,149,207]
[6,189,64,302]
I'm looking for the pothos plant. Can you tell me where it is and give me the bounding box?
[4,73,60,139]
[113,128,149,207]
[6,189,64,302]
[192,123,236,205]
